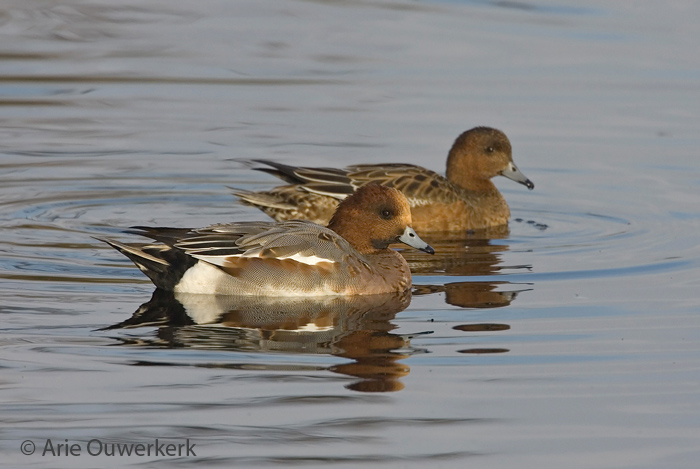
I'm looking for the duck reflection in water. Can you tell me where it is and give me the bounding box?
[102,289,429,392]
[413,280,530,309]
[401,228,529,277]
[403,228,533,309]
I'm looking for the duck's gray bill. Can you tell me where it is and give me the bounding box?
[501,162,534,190]
[399,226,435,255]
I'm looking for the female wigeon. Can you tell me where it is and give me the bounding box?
[99,184,434,296]
[233,127,534,232]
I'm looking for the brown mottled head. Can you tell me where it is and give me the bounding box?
[328,184,434,255]
[446,127,534,191]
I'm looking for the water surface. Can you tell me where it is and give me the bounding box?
[2,0,700,467]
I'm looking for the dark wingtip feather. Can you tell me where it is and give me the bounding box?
[125,226,195,245]
[96,236,197,291]
[251,160,305,184]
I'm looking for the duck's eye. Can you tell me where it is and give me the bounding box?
[380,209,393,220]
[486,146,495,153]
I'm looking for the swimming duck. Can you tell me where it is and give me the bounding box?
[233,127,534,232]
[98,184,434,296]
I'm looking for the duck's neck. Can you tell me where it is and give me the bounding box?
[462,177,499,193]
[446,166,498,193]
[328,212,377,255]
[446,151,498,193]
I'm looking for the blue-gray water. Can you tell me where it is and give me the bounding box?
[2,1,699,467]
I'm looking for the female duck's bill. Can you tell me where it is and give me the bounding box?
[98,184,433,296]
[500,161,534,190]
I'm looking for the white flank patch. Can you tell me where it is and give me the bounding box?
[193,251,334,267]
[174,261,232,295]
[283,253,334,265]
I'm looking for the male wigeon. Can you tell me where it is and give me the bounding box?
[233,127,534,232]
[98,184,434,296]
